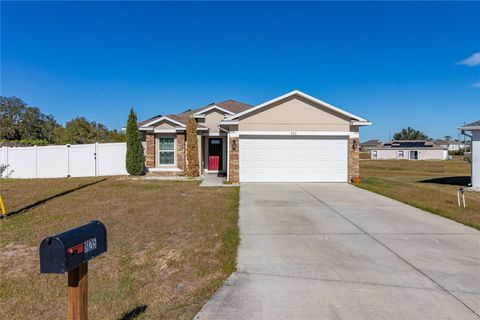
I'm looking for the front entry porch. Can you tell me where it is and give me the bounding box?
[202,135,227,175]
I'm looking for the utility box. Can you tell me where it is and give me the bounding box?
[39,220,107,274]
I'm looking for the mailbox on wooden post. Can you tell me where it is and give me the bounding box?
[39,220,107,320]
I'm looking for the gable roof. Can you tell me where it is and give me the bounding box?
[139,115,186,128]
[375,140,447,150]
[194,105,235,116]
[360,139,383,147]
[434,139,463,145]
[459,120,480,131]
[224,90,370,124]
[139,99,253,128]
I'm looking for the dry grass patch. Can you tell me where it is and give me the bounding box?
[358,160,480,229]
[0,178,239,319]
[0,177,104,214]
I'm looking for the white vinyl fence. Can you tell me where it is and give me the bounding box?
[0,143,128,179]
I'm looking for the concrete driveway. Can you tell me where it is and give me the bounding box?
[195,183,480,320]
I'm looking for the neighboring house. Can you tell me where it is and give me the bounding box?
[459,120,480,190]
[138,90,371,183]
[360,139,383,151]
[433,139,469,151]
[370,141,448,160]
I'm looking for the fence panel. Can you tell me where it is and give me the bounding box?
[0,142,127,179]
[6,147,37,178]
[37,145,69,178]
[97,143,128,176]
[68,144,97,177]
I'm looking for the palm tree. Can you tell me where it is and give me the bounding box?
[392,127,429,140]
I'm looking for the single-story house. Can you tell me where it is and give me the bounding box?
[138,90,371,183]
[360,139,383,151]
[459,120,480,190]
[434,139,469,151]
[370,141,448,160]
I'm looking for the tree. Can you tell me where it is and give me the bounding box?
[55,117,126,144]
[0,96,125,145]
[0,97,60,143]
[125,108,145,175]
[444,135,452,141]
[393,127,429,140]
[186,117,199,177]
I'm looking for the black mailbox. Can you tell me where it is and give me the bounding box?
[39,220,107,274]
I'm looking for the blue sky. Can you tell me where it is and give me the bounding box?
[2,1,479,141]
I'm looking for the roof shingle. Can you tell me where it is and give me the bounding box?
[139,99,253,127]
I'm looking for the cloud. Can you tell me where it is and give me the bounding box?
[458,52,480,66]
[471,82,480,88]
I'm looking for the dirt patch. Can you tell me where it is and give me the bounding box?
[0,243,38,278]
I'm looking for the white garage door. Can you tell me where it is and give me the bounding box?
[239,135,348,182]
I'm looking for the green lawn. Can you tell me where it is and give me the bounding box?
[357,160,480,230]
[0,177,239,319]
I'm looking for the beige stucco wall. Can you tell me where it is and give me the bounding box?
[238,96,351,132]
[198,110,225,133]
[153,120,176,129]
[373,149,447,160]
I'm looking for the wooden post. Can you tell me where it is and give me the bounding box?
[67,263,88,320]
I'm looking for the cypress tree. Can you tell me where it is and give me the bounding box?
[125,108,145,175]
[186,117,199,176]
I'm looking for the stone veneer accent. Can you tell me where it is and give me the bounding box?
[176,133,186,173]
[145,133,155,168]
[348,137,360,183]
[229,137,239,182]
[144,132,186,175]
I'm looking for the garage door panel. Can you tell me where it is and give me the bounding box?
[239,136,348,182]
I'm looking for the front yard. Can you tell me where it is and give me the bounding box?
[0,178,239,319]
[358,160,480,230]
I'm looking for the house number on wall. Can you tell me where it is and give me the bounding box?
[291,131,297,135]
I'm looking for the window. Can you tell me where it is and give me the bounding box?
[159,137,175,165]
[397,150,404,158]
[372,150,377,159]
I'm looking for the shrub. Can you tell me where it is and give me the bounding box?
[0,139,49,147]
[125,108,145,176]
[186,117,199,177]
[0,164,13,178]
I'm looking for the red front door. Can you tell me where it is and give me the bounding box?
[208,138,223,171]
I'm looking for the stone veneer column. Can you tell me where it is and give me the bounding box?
[348,137,360,183]
[176,133,186,173]
[229,137,239,182]
[145,133,156,168]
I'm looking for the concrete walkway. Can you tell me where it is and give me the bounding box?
[195,183,480,320]
[199,173,225,187]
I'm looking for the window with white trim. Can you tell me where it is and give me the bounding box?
[397,150,404,158]
[159,137,175,165]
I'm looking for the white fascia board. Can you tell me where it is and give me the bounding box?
[153,129,177,133]
[153,127,207,133]
[459,126,480,131]
[225,90,368,122]
[141,116,186,128]
[139,127,154,131]
[194,105,235,116]
[351,121,372,126]
[232,131,355,137]
[219,120,239,125]
[202,132,226,137]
